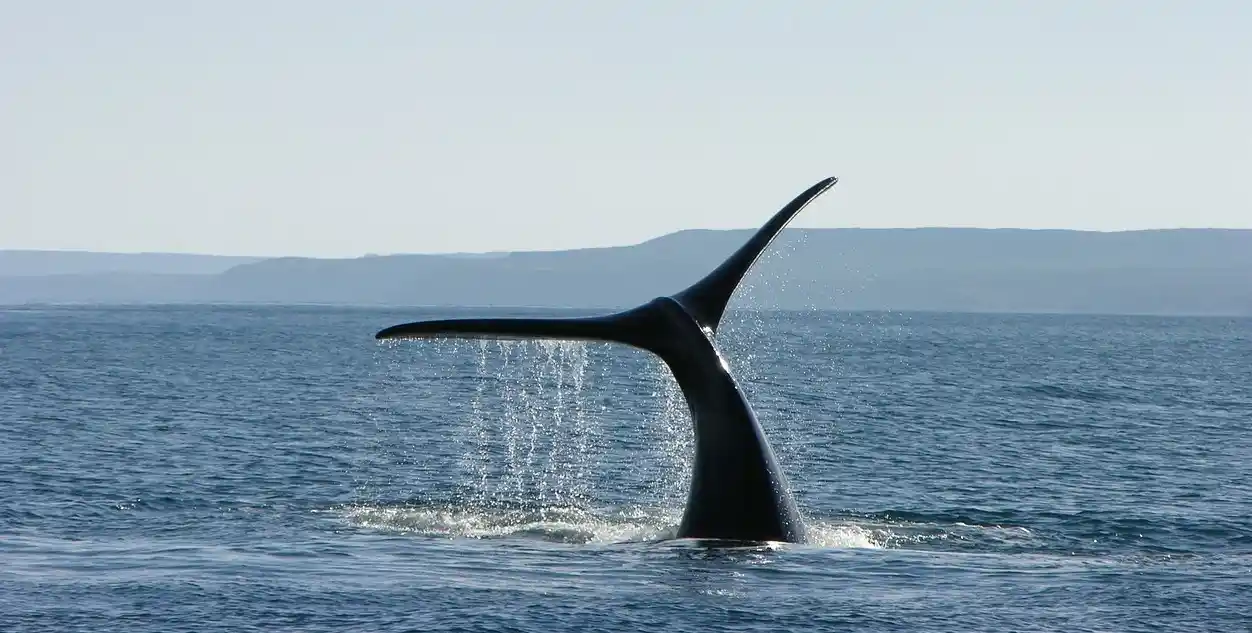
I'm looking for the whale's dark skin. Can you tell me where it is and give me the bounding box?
[376,177,838,543]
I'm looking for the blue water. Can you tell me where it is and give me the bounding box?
[2,305,1249,631]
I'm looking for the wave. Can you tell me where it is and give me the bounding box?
[1016,383,1121,403]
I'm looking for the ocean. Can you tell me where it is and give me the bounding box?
[2,305,1249,631]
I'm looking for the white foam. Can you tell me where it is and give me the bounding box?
[339,502,676,545]
[804,520,886,549]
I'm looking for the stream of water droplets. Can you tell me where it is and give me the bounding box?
[374,339,694,514]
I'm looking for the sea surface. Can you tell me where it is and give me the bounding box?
[1,305,1249,632]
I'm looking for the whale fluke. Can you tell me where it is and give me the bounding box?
[377,177,839,543]
[672,176,837,333]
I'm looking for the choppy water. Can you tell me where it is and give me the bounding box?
[2,305,1249,631]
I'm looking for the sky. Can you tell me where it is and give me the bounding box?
[2,1,1249,257]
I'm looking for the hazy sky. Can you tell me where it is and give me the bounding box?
[3,1,1249,257]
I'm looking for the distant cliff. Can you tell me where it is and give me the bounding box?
[2,228,1250,315]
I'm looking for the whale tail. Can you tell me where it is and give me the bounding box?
[375,176,838,349]
[376,176,838,543]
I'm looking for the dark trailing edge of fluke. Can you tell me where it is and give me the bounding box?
[376,177,838,543]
